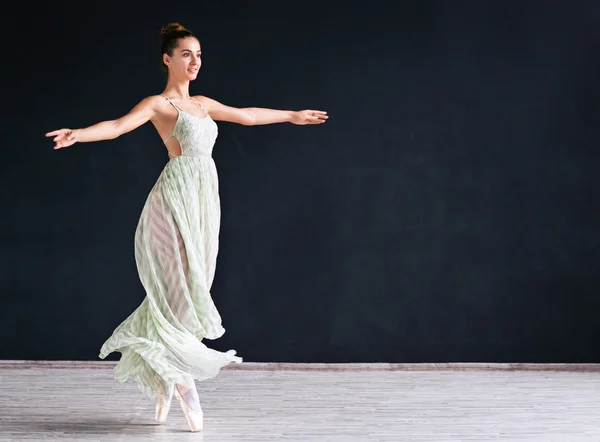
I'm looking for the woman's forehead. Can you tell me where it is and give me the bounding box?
[177,37,201,51]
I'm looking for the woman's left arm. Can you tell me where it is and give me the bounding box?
[197,96,328,126]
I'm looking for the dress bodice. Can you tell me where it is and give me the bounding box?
[161,95,218,159]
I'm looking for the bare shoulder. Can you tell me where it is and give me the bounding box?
[144,94,169,108]
[118,95,174,128]
[192,95,249,124]
[124,95,165,113]
[193,95,219,112]
[141,95,173,118]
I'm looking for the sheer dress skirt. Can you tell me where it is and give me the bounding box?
[99,156,241,400]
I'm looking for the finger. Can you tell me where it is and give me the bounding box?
[46,130,63,137]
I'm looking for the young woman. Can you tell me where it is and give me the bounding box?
[46,22,328,432]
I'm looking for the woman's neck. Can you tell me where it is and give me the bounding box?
[163,81,192,101]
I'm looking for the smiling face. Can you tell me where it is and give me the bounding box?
[162,37,202,81]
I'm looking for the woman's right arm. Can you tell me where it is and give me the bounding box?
[46,95,160,150]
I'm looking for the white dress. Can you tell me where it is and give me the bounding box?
[99,95,242,401]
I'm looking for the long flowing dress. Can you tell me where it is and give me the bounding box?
[99,95,242,401]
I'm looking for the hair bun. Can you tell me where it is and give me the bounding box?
[160,22,187,39]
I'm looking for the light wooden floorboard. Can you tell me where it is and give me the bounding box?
[0,367,599,441]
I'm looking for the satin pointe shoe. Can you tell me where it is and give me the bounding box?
[174,384,204,432]
[155,386,174,423]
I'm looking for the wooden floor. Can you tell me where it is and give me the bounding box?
[1,363,599,441]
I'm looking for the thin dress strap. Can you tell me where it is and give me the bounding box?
[160,95,180,154]
[193,98,209,117]
[160,94,182,111]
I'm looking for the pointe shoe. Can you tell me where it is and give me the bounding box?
[155,398,171,423]
[174,385,204,432]
[155,388,173,423]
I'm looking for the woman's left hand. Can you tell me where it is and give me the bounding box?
[291,110,328,125]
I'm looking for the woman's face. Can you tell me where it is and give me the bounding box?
[164,37,202,81]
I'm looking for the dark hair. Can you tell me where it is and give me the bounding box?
[160,22,196,75]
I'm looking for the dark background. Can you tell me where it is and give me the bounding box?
[2,0,600,363]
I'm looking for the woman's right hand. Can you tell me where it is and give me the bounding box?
[46,129,78,150]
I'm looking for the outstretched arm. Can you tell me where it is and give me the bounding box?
[199,96,328,126]
[46,96,159,150]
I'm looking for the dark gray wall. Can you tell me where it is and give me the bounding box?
[2,0,600,362]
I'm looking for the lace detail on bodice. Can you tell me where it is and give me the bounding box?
[161,96,218,159]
